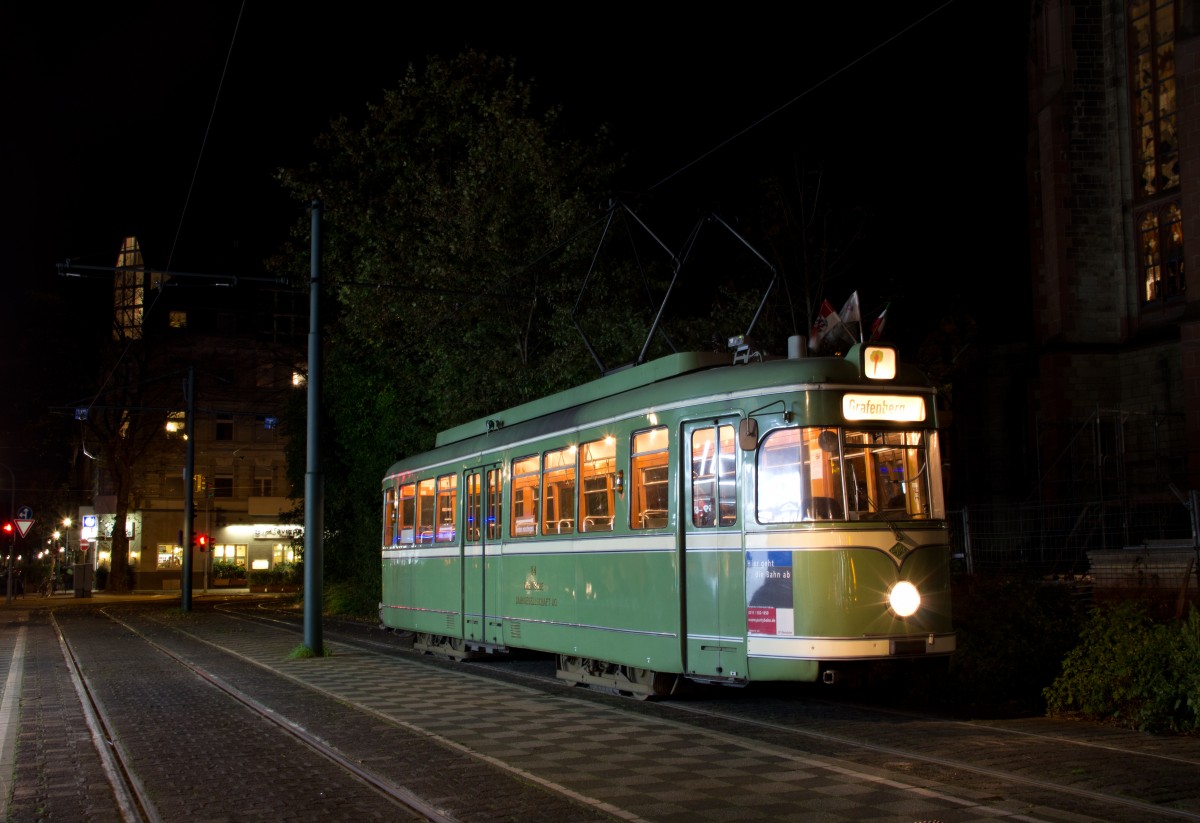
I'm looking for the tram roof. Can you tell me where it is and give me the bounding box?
[435,351,730,448]
[432,344,931,450]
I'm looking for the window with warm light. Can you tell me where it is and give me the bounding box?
[542,446,576,535]
[631,426,669,529]
[156,543,182,569]
[579,437,616,532]
[1129,0,1184,305]
[213,544,247,564]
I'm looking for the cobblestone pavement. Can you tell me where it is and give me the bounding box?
[2,594,1199,823]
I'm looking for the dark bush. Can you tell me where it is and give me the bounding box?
[211,559,246,580]
[323,579,379,620]
[248,561,301,587]
[1044,602,1200,733]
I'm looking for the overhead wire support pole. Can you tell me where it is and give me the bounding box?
[2,464,13,604]
[304,200,324,656]
[181,366,196,612]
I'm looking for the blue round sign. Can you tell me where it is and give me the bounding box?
[17,506,32,520]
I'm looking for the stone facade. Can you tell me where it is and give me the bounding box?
[1028,0,1197,498]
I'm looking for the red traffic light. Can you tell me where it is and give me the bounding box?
[193,533,208,550]
[2,523,12,535]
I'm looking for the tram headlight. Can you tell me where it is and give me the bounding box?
[888,581,921,617]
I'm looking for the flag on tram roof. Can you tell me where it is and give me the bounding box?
[839,291,862,343]
[869,302,890,342]
[839,291,861,325]
[809,300,838,352]
[809,299,858,353]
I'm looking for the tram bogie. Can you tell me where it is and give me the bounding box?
[380,344,956,695]
[556,655,679,699]
[413,633,509,660]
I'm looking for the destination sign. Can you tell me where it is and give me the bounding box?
[842,394,926,422]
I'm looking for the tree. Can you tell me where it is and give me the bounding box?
[81,256,184,593]
[270,52,624,600]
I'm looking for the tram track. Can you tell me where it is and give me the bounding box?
[214,599,1200,823]
[52,606,455,823]
[50,612,156,823]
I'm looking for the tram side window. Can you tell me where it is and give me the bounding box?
[631,426,669,529]
[756,428,845,523]
[543,446,576,534]
[383,486,397,546]
[510,455,540,537]
[435,474,456,542]
[579,437,616,532]
[416,478,436,543]
[398,482,415,542]
[691,424,737,527]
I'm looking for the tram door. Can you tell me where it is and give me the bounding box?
[681,418,746,680]
[463,464,503,646]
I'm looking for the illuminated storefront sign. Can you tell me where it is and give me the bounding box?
[253,525,304,540]
[842,394,926,422]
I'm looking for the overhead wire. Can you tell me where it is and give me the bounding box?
[477,2,959,334]
[644,0,957,195]
[164,1,246,275]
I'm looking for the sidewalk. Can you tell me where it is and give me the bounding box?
[0,588,254,609]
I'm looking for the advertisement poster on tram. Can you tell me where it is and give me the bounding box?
[746,550,794,636]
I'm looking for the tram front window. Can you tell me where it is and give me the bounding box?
[842,430,929,519]
[757,427,843,523]
[756,427,931,523]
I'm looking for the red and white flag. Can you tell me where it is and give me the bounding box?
[869,303,889,342]
[809,300,847,353]
[808,300,838,352]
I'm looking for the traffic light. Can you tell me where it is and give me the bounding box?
[2,522,12,536]
[193,533,208,551]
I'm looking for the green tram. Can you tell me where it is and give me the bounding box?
[380,342,955,696]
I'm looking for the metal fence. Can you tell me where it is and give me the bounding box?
[949,495,1198,577]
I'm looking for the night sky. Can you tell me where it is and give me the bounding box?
[2,1,1029,475]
